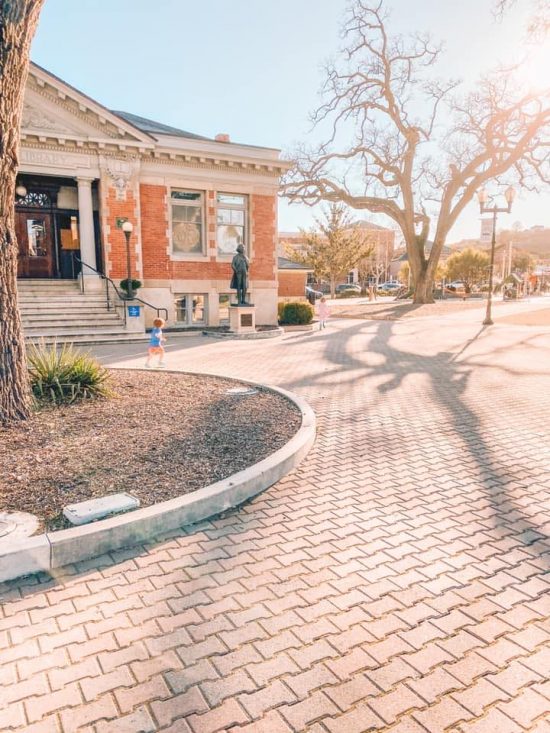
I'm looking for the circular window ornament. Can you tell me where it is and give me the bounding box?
[173,222,200,252]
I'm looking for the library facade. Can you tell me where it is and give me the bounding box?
[16,63,289,328]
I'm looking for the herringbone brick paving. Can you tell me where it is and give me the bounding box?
[1,309,549,732]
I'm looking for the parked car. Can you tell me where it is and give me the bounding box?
[305,285,323,304]
[378,282,401,292]
[336,283,361,294]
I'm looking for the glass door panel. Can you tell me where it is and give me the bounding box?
[15,211,54,278]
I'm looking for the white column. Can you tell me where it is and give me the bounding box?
[77,176,101,290]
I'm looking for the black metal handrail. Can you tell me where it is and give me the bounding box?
[75,258,168,322]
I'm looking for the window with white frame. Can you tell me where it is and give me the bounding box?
[174,294,208,325]
[216,193,247,255]
[171,190,205,255]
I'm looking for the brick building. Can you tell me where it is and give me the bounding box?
[15,63,289,336]
[277,257,313,300]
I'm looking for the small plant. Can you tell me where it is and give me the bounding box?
[119,278,142,294]
[27,341,113,404]
[278,301,314,325]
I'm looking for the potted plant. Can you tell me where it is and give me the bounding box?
[119,278,142,297]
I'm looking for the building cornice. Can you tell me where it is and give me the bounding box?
[19,139,289,178]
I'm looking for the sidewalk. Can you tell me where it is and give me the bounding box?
[1,313,549,732]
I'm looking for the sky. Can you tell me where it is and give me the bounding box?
[30,0,549,244]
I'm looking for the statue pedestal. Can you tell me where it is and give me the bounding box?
[229,304,256,334]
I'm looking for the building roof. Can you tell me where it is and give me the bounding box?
[111,110,211,141]
[278,257,312,271]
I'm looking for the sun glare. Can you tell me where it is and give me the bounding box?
[519,40,550,92]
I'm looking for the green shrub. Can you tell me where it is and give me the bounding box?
[278,301,314,325]
[336,290,360,299]
[119,278,142,294]
[28,341,113,404]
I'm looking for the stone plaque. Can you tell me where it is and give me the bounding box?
[241,313,253,327]
[20,148,90,169]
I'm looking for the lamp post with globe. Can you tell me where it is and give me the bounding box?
[121,220,134,299]
[477,186,515,326]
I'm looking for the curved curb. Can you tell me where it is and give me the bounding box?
[0,370,316,583]
[202,327,284,340]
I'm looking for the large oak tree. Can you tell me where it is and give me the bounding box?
[0,0,44,422]
[283,0,549,304]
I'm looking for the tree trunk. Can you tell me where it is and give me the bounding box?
[412,265,435,304]
[330,275,336,299]
[0,0,44,422]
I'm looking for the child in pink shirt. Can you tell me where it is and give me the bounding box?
[317,296,330,330]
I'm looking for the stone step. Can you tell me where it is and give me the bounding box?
[18,278,145,344]
[17,279,80,287]
[18,296,108,304]
[17,286,81,295]
[18,290,107,303]
[21,310,122,325]
[23,324,132,335]
[19,301,115,311]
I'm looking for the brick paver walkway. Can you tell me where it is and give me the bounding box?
[2,310,550,732]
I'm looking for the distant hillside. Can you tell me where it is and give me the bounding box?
[449,227,550,258]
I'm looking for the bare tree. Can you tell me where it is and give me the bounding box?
[289,204,374,298]
[0,0,44,422]
[494,0,549,40]
[283,1,550,304]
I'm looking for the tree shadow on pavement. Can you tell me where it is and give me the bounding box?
[283,318,550,568]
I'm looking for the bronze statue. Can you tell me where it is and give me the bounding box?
[230,244,249,305]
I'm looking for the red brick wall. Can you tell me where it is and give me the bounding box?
[250,194,276,281]
[138,185,277,282]
[104,187,139,280]
[279,271,307,297]
[140,184,170,279]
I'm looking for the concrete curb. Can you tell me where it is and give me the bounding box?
[0,370,316,583]
[202,328,283,340]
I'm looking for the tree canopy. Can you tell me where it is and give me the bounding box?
[287,204,374,297]
[445,248,490,292]
[283,0,550,303]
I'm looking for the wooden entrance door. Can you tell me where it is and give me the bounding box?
[15,210,55,278]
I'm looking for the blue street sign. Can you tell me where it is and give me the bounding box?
[128,305,140,317]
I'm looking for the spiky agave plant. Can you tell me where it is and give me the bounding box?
[27,340,113,404]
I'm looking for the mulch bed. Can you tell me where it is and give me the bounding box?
[0,370,301,532]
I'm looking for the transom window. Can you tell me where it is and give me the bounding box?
[171,190,204,255]
[217,193,247,256]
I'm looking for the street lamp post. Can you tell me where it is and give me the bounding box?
[477,186,515,326]
[121,220,134,300]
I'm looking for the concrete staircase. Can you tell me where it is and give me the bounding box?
[17,280,147,345]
